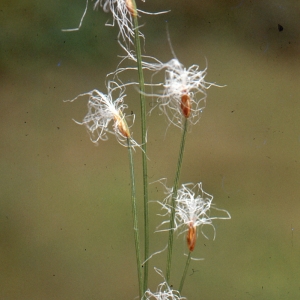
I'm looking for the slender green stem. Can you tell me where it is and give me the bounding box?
[179,251,192,293]
[166,118,189,283]
[131,0,149,293]
[127,138,143,299]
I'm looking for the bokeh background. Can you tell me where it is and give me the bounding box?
[1,0,300,299]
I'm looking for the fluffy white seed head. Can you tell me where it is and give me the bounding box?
[152,58,219,129]
[63,0,167,47]
[112,44,221,129]
[94,0,143,46]
[65,81,139,148]
[157,181,231,242]
[143,268,186,300]
[175,182,215,239]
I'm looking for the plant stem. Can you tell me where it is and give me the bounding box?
[127,138,143,299]
[131,0,149,293]
[166,118,188,283]
[178,251,192,293]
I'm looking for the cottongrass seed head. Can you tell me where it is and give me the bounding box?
[114,41,222,129]
[152,58,221,129]
[111,46,212,127]
[94,0,143,46]
[107,39,216,132]
[62,0,140,42]
[65,81,139,148]
[143,268,186,300]
[157,181,231,252]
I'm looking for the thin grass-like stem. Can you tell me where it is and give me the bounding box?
[127,138,143,298]
[131,0,149,293]
[178,251,192,293]
[166,118,188,283]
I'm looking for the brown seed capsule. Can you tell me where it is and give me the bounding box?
[181,93,191,118]
[187,223,196,252]
[126,0,137,17]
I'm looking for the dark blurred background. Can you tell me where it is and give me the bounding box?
[1,0,300,299]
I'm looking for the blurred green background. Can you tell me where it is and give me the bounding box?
[1,0,300,299]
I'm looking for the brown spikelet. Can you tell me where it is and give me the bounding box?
[187,223,197,252]
[114,112,130,138]
[181,93,191,118]
[126,0,137,17]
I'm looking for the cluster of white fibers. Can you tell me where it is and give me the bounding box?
[156,181,231,242]
[94,0,142,46]
[64,81,139,148]
[143,268,186,300]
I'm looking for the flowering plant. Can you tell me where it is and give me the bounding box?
[64,1,230,298]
